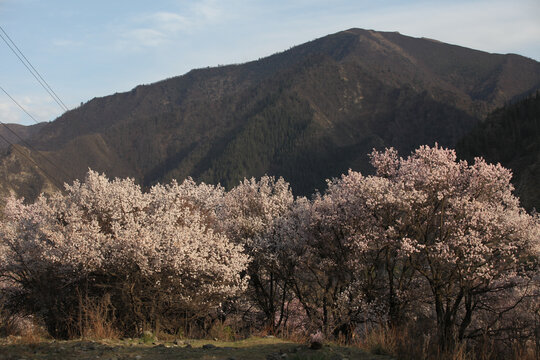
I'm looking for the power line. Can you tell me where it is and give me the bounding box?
[0,85,41,125]
[0,132,65,193]
[0,120,73,181]
[0,85,73,184]
[0,25,68,112]
[0,25,69,112]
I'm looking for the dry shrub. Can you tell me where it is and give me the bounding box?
[0,315,47,342]
[509,340,538,360]
[0,299,47,342]
[71,293,121,340]
[352,324,539,360]
[0,309,19,337]
[280,328,309,344]
[441,342,475,360]
[208,320,238,341]
[5,331,46,344]
[355,325,404,357]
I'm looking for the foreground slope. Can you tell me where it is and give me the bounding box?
[2,28,540,199]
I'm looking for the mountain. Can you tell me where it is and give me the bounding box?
[1,28,540,202]
[457,91,540,211]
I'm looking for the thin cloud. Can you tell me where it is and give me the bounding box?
[0,95,61,125]
[52,39,83,47]
[151,12,190,33]
[0,102,20,123]
[191,0,222,21]
[121,28,167,48]
[116,0,224,51]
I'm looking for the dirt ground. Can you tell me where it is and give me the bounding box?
[0,336,393,360]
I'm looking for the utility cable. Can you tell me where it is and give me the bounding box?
[0,85,74,183]
[0,132,65,193]
[0,120,73,181]
[0,25,69,112]
[0,85,41,125]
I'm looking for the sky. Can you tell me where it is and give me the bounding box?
[1,0,539,125]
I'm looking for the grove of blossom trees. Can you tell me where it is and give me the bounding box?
[1,145,538,354]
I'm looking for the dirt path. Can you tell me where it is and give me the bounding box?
[0,337,393,360]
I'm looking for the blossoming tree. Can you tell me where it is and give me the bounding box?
[367,145,539,348]
[219,175,295,330]
[0,170,249,336]
[290,145,538,347]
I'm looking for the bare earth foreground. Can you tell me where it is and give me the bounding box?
[0,337,393,360]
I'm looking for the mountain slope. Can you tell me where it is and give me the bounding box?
[457,91,540,211]
[2,28,540,200]
[0,122,46,150]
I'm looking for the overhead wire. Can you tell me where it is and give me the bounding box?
[0,119,73,181]
[0,85,72,190]
[0,25,74,192]
[0,132,65,193]
[0,85,41,125]
[0,24,69,112]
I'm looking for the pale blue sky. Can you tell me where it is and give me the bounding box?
[1,0,539,125]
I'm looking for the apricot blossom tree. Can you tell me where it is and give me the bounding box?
[368,145,539,348]
[292,145,539,347]
[219,175,295,330]
[0,170,249,336]
[303,170,421,335]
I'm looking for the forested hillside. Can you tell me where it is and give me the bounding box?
[457,92,540,210]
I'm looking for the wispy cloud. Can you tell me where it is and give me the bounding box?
[52,38,83,47]
[121,28,168,47]
[116,0,224,51]
[151,12,190,33]
[0,95,61,125]
[0,102,20,124]
[191,0,221,21]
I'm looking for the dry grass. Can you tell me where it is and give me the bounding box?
[2,302,538,360]
[509,340,538,360]
[1,301,49,344]
[352,324,539,360]
[72,293,122,340]
[355,325,404,357]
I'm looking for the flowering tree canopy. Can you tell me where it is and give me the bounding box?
[0,170,249,336]
[219,175,295,329]
[305,145,539,346]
